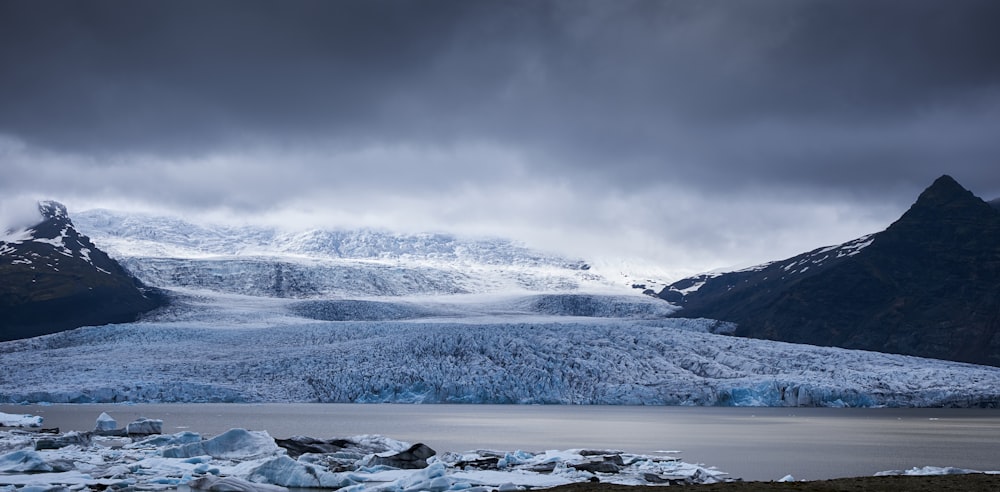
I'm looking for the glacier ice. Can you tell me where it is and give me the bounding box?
[0,450,52,473]
[126,418,163,436]
[0,413,41,428]
[94,412,116,432]
[1,315,998,407]
[3,206,997,409]
[162,429,282,460]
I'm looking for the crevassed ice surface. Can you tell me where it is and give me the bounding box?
[4,208,990,408]
[2,306,998,406]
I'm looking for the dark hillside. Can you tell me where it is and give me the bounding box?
[1,201,165,341]
[660,176,1000,366]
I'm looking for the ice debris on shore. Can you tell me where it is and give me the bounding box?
[0,413,731,491]
[875,466,1000,476]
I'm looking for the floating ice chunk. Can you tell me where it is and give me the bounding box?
[0,450,53,473]
[95,412,117,432]
[248,455,355,488]
[162,429,281,460]
[874,466,996,476]
[0,412,43,428]
[187,475,289,492]
[378,461,448,491]
[132,431,203,448]
[778,474,795,482]
[0,471,94,487]
[126,418,163,435]
[450,470,572,489]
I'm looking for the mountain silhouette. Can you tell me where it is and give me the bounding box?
[659,175,1000,366]
[1,201,165,341]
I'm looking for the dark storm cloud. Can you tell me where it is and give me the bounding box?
[2,0,999,195]
[2,0,999,274]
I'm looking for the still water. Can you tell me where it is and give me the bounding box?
[5,404,999,481]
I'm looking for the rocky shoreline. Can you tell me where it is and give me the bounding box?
[1,412,732,490]
[3,411,998,491]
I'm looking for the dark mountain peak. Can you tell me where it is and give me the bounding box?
[918,174,981,206]
[1,203,166,342]
[659,174,1000,367]
[38,200,69,221]
[989,198,1000,212]
[891,175,994,227]
[879,175,999,251]
[925,173,964,194]
[30,200,77,241]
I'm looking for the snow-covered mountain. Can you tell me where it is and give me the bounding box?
[73,209,622,298]
[2,201,998,407]
[0,201,163,341]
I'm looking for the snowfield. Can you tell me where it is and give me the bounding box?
[72,209,620,298]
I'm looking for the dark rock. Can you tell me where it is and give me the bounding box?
[34,431,92,450]
[579,450,622,458]
[95,428,127,437]
[367,443,436,469]
[570,455,623,474]
[454,456,501,470]
[275,436,354,459]
[661,175,1000,367]
[527,461,557,473]
[643,472,699,485]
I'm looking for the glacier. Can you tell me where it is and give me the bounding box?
[1,295,998,407]
[1,206,996,408]
[71,209,617,298]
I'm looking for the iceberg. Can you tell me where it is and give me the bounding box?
[94,412,116,432]
[187,475,289,492]
[126,418,163,435]
[0,412,42,428]
[162,429,282,460]
[0,450,52,473]
[0,416,737,490]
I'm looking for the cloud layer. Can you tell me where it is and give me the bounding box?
[2,1,998,277]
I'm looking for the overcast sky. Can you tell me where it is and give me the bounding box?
[1,0,998,278]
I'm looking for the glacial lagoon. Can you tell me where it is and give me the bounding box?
[4,404,999,481]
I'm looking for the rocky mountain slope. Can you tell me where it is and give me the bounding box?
[0,201,164,341]
[658,175,1000,367]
